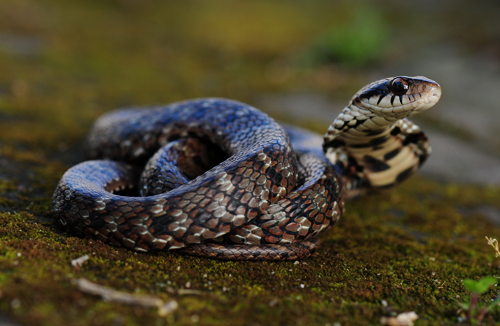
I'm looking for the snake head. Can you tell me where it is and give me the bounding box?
[354,76,441,121]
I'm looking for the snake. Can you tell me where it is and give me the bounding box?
[52,76,441,260]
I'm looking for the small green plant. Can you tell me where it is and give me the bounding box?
[459,276,500,325]
[296,6,390,68]
[457,237,500,324]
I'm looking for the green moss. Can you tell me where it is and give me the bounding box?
[5,177,500,326]
[5,176,500,326]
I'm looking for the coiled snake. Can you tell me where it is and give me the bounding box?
[52,76,441,260]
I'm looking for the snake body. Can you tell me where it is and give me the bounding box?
[52,76,441,260]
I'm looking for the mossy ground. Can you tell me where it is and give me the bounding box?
[1,1,499,325]
[3,179,500,326]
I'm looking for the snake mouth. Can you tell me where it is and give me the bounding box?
[357,76,442,119]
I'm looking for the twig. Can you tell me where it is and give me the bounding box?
[74,278,178,316]
[485,237,500,257]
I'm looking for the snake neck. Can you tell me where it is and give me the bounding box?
[322,104,430,193]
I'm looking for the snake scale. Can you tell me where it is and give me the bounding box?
[52,76,441,260]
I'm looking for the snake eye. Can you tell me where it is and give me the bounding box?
[390,78,409,96]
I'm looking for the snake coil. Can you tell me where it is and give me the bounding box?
[52,76,441,260]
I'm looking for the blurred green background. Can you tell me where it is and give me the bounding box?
[2,1,500,325]
[2,0,500,183]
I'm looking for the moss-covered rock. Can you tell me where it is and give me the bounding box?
[2,178,500,325]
